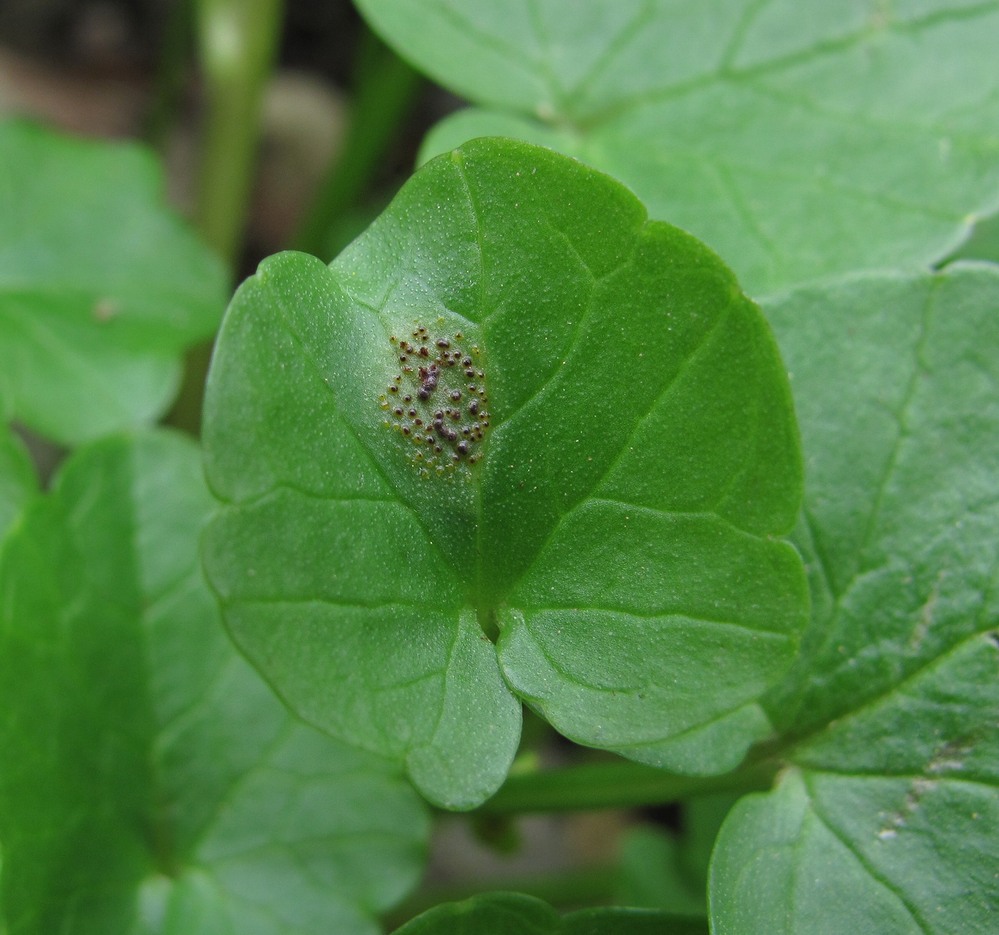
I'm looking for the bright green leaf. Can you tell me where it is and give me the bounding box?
[391,892,695,935]
[0,431,428,935]
[0,120,227,445]
[358,0,999,296]
[0,427,35,543]
[710,265,999,934]
[202,138,805,808]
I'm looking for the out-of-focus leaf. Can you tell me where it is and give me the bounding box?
[391,891,700,934]
[0,427,35,543]
[0,431,428,934]
[0,121,227,444]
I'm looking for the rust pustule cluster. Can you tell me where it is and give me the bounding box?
[380,325,491,475]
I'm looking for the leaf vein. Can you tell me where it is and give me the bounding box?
[804,776,935,935]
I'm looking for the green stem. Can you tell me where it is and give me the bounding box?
[194,0,283,266]
[293,30,421,258]
[144,0,195,149]
[477,759,777,816]
[166,0,281,437]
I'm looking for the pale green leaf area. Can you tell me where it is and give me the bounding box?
[392,891,701,935]
[709,265,999,934]
[616,794,740,919]
[0,427,36,543]
[945,210,999,265]
[0,121,227,445]
[0,431,428,935]
[202,137,806,809]
[358,0,999,297]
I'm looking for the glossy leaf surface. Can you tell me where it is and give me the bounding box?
[0,121,226,444]
[202,138,805,808]
[710,265,999,933]
[0,432,428,934]
[359,0,999,296]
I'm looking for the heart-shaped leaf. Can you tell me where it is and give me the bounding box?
[0,120,227,445]
[202,138,805,808]
[0,431,428,934]
[709,265,999,934]
[357,0,999,296]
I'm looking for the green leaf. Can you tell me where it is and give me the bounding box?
[358,0,999,296]
[677,793,742,893]
[946,211,999,265]
[202,137,805,808]
[0,120,227,445]
[0,431,428,934]
[391,892,695,935]
[615,826,706,918]
[615,795,739,921]
[709,265,999,933]
[0,427,35,543]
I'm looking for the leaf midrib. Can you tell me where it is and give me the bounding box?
[499,301,736,604]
